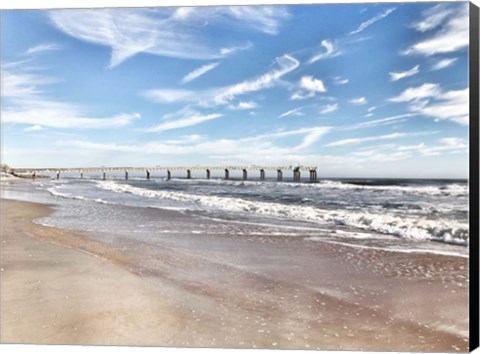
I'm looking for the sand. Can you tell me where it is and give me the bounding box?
[0,200,201,346]
[0,199,470,351]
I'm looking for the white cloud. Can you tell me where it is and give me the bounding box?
[388,83,441,102]
[58,126,331,165]
[309,39,341,64]
[319,103,338,115]
[325,131,436,147]
[403,4,468,56]
[352,149,411,162]
[144,54,299,107]
[290,76,327,101]
[4,106,140,129]
[345,113,416,131]
[278,107,304,119]
[24,124,44,131]
[212,54,299,105]
[164,134,205,145]
[228,101,258,110]
[412,88,469,125]
[25,43,62,55]
[2,65,140,129]
[332,76,349,85]
[349,8,396,35]
[48,7,288,68]
[431,58,457,71]
[145,109,222,133]
[389,83,468,125]
[389,65,420,82]
[290,91,315,101]
[2,69,58,98]
[143,88,197,103]
[349,97,367,105]
[181,62,219,84]
[226,6,290,35]
[220,42,253,55]
[299,76,326,93]
[411,4,454,32]
[397,137,468,156]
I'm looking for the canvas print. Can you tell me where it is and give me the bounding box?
[0,1,476,352]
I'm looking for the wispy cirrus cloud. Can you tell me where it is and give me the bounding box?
[325,131,436,147]
[389,83,468,125]
[410,4,454,32]
[344,113,416,131]
[181,62,219,84]
[144,54,299,107]
[431,58,457,71]
[308,39,341,64]
[397,137,468,156]
[212,55,299,105]
[49,7,288,68]
[349,97,367,105]
[58,126,330,165]
[144,109,222,133]
[389,65,420,82]
[25,43,62,55]
[278,107,304,119]
[349,8,396,36]
[332,76,349,85]
[319,103,338,115]
[2,64,140,129]
[403,3,468,56]
[389,83,442,102]
[228,101,258,110]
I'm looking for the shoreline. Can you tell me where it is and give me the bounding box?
[0,199,201,346]
[0,198,470,351]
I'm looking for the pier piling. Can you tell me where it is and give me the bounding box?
[260,169,265,181]
[293,168,301,182]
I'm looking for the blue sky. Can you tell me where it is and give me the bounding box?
[1,2,470,178]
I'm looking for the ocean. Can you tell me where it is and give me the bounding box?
[1,174,469,258]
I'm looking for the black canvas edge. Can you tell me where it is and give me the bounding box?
[470,1,480,352]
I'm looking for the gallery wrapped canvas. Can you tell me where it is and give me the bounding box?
[1,0,479,353]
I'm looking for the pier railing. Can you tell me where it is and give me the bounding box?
[10,165,319,182]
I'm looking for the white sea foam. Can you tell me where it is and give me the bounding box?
[96,180,469,245]
[307,238,468,258]
[159,177,467,196]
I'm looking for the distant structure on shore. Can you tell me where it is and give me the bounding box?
[8,165,319,182]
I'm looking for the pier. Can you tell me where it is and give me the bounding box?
[10,165,319,182]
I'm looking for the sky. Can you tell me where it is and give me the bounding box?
[0,1,471,178]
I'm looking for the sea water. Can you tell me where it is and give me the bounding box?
[1,175,469,258]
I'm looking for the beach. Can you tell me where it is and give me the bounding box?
[0,194,469,351]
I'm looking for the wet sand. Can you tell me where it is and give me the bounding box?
[0,199,470,351]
